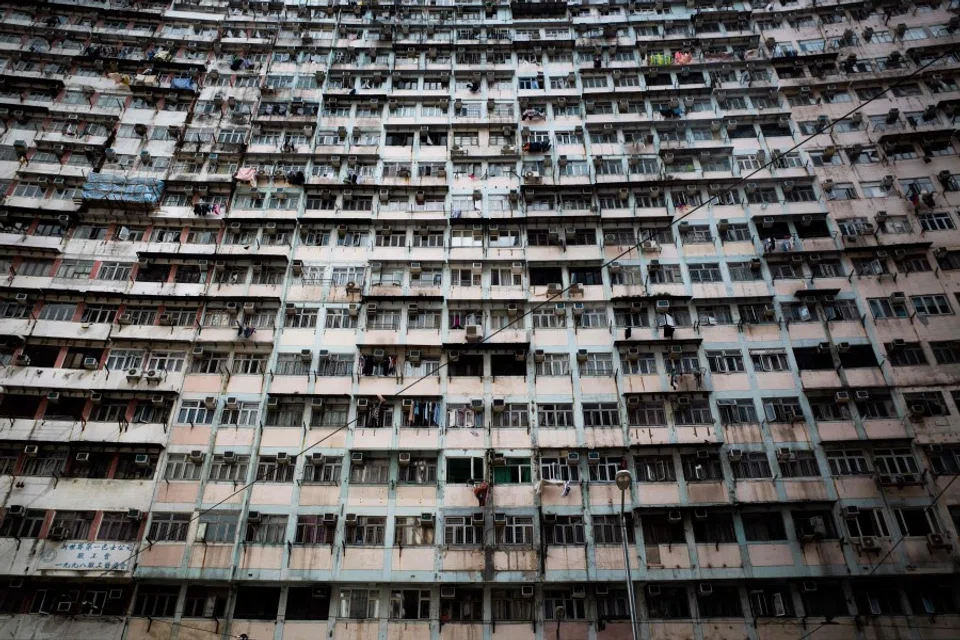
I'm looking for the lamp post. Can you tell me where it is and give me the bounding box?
[615,469,641,640]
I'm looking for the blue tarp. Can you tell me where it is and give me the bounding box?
[82,173,164,206]
[171,78,196,91]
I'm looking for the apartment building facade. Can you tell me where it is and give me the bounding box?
[0,0,958,638]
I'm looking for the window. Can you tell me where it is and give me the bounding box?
[932,342,960,365]
[390,589,430,620]
[918,212,955,232]
[827,449,870,476]
[164,453,203,481]
[763,397,803,422]
[492,588,534,621]
[742,513,787,541]
[693,513,736,543]
[350,459,390,484]
[21,449,68,477]
[325,309,358,329]
[245,514,288,544]
[621,351,656,375]
[540,456,580,483]
[869,298,909,319]
[0,508,45,538]
[50,511,95,540]
[347,516,386,545]
[257,456,296,483]
[628,402,666,427]
[717,399,758,425]
[39,303,77,322]
[492,404,530,429]
[911,295,952,316]
[731,452,772,479]
[698,305,734,326]
[636,456,676,482]
[688,263,722,283]
[147,512,190,542]
[674,399,713,425]
[544,515,584,545]
[647,585,691,619]
[729,262,762,281]
[208,455,249,482]
[593,514,633,545]
[294,515,332,544]
[535,354,569,376]
[304,456,342,483]
[531,402,576,429]
[590,455,627,483]
[339,589,379,619]
[846,508,889,538]
[887,342,927,366]
[904,391,949,416]
[496,515,535,545]
[707,350,744,373]
[134,586,180,617]
[778,451,820,478]
[177,400,214,425]
[874,448,920,475]
[749,587,793,617]
[582,403,619,428]
[492,458,531,484]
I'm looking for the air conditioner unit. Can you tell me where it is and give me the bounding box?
[134,454,150,467]
[587,451,601,465]
[46,392,60,403]
[655,300,671,311]
[858,536,880,550]
[440,586,456,599]
[75,452,90,463]
[351,452,364,464]
[520,586,534,598]
[222,451,237,463]
[926,533,951,550]
[189,450,205,462]
[647,584,662,596]
[48,526,69,541]
[698,583,713,596]
[83,357,99,370]
[843,505,860,519]
[776,447,794,460]
[835,391,850,403]
[728,448,743,461]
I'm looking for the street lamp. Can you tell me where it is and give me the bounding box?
[615,469,641,640]
[554,606,565,640]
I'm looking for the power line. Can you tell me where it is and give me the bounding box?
[75,39,957,640]
[795,473,960,640]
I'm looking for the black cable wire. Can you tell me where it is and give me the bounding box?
[796,472,960,640]
[65,34,959,640]
[94,39,957,580]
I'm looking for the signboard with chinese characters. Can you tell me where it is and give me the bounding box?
[38,542,135,572]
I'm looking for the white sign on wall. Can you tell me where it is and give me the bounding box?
[38,542,135,572]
